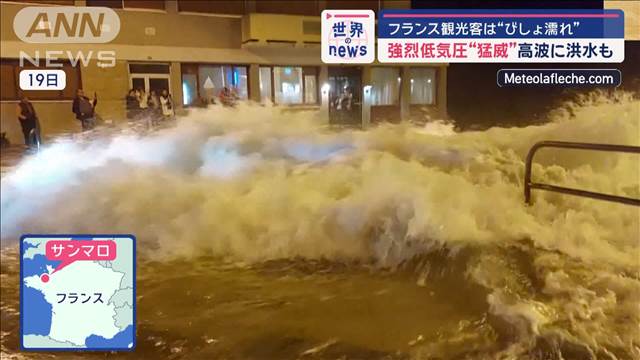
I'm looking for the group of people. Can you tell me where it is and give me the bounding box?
[16,89,97,148]
[15,84,238,148]
[125,88,174,122]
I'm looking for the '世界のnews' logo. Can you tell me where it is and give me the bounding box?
[14,6,120,43]
[322,10,375,64]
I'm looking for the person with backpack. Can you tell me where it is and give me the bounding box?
[15,95,40,148]
[72,89,98,131]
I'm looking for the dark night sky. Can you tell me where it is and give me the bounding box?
[410,0,640,128]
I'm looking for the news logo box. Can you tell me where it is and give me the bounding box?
[322,10,375,64]
[13,6,120,43]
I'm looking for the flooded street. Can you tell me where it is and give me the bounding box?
[1,94,639,359]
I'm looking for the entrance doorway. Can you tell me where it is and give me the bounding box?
[328,67,362,126]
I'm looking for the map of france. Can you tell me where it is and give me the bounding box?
[20,235,136,350]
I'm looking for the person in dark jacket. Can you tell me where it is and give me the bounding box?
[72,89,98,131]
[16,95,39,147]
[125,89,139,120]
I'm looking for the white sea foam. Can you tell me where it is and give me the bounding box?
[1,92,638,358]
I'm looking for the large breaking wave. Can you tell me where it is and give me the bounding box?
[1,92,638,359]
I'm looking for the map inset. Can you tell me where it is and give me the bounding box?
[20,235,135,351]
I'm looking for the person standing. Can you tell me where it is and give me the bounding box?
[72,89,98,131]
[159,89,174,119]
[137,87,148,113]
[16,95,39,147]
[125,89,139,120]
[148,90,161,125]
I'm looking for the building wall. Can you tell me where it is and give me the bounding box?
[1,101,79,144]
[0,2,243,48]
[0,0,446,145]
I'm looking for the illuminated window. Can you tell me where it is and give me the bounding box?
[182,74,197,106]
[267,66,318,105]
[180,64,248,106]
[304,75,317,104]
[409,68,436,105]
[274,67,302,104]
[370,67,400,105]
[259,67,272,103]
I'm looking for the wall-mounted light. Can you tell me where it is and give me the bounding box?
[321,83,330,94]
[363,85,372,94]
[397,77,401,82]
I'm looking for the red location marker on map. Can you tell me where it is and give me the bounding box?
[40,274,50,283]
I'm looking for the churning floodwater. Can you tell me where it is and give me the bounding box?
[1,93,639,359]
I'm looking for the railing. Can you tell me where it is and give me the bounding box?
[524,141,640,206]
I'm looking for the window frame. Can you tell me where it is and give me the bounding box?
[128,62,172,95]
[176,0,245,16]
[261,65,320,106]
[85,0,167,12]
[370,66,401,106]
[180,62,250,107]
[408,67,437,106]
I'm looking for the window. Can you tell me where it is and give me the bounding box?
[182,74,197,106]
[326,0,380,12]
[266,66,318,105]
[304,75,317,104]
[409,68,436,105]
[86,0,165,10]
[123,0,164,9]
[86,0,123,8]
[274,67,302,104]
[303,67,318,104]
[0,59,81,100]
[259,67,272,103]
[370,67,400,105]
[128,62,171,97]
[255,1,319,16]
[178,0,245,15]
[3,0,75,4]
[181,64,248,106]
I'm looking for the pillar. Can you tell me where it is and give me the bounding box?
[248,64,261,102]
[437,65,448,119]
[400,66,411,121]
[170,62,182,109]
[319,65,329,122]
[361,66,372,129]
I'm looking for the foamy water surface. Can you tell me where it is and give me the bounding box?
[1,93,638,359]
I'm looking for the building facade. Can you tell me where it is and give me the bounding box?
[1,0,448,145]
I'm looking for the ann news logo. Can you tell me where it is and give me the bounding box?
[13,6,119,69]
[321,10,375,64]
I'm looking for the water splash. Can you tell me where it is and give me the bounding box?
[1,93,638,359]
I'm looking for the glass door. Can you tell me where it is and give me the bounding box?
[328,66,362,126]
